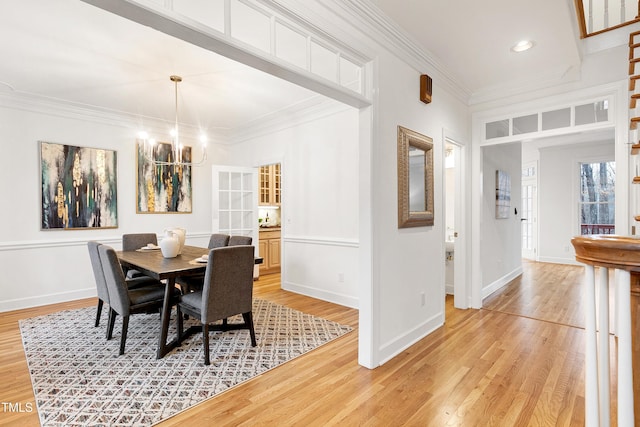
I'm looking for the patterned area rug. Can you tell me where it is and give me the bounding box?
[20,299,353,426]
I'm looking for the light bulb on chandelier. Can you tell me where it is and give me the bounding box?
[137,75,208,166]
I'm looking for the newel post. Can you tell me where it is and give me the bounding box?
[571,235,637,427]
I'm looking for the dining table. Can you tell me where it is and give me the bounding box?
[117,244,262,359]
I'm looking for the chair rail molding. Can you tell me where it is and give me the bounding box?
[283,235,359,248]
[0,232,213,252]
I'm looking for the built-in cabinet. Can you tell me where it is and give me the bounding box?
[259,163,281,206]
[259,229,281,274]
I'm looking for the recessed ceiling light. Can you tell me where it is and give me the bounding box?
[511,40,535,53]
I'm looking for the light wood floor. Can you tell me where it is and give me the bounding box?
[0,262,614,426]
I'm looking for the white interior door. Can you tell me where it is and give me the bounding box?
[212,165,259,248]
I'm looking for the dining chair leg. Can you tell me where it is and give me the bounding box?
[119,316,129,355]
[95,299,104,327]
[203,323,210,365]
[107,308,116,340]
[176,306,184,344]
[242,312,257,346]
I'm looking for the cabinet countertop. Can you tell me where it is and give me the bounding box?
[259,227,281,232]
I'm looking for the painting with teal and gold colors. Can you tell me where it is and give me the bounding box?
[40,141,118,230]
[136,141,192,214]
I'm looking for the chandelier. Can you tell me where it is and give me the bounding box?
[137,75,208,166]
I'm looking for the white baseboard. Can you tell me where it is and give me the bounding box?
[378,311,444,365]
[282,280,358,309]
[537,256,581,266]
[0,288,96,312]
[482,266,523,300]
[445,283,454,295]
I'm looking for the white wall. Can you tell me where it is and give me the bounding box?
[226,105,361,308]
[481,143,523,298]
[371,48,470,364]
[0,98,225,311]
[537,140,615,264]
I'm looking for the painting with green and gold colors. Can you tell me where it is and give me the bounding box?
[136,141,192,214]
[40,141,118,230]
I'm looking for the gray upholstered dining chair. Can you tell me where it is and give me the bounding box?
[176,233,231,294]
[98,244,180,355]
[88,241,166,333]
[122,233,158,279]
[228,235,252,246]
[88,241,109,328]
[208,233,230,249]
[177,245,257,365]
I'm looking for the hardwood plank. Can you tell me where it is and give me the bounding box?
[0,264,617,426]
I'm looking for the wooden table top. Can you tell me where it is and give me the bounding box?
[117,245,209,280]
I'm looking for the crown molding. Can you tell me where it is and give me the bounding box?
[228,96,353,144]
[0,89,228,141]
[0,86,350,147]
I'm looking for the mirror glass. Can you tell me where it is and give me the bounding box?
[409,147,426,211]
[397,126,434,228]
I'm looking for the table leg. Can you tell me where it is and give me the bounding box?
[157,278,176,359]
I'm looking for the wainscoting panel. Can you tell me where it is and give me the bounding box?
[0,232,212,312]
[282,236,359,308]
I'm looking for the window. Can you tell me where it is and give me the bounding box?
[580,161,615,235]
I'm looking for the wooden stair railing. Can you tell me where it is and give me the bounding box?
[572,235,638,426]
[575,0,640,38]
[630,31,640,129]
[630,30,640,223]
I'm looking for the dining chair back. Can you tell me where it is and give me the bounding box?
[228,235,252,246]
[208,233,230,248]
[87,241,108,328]
[178,245,256,365]
[122,233,158,250]
[98,244,179,355]
[177,233,230,293]
[122,233,158,278]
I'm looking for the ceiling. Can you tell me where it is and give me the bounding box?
[370,0,583,97]
[0,0,609,138]
[0,0,322,136]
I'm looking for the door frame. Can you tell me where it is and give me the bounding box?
[443,131,469,309]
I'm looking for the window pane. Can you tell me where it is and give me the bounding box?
[575,100,609,125]
[486,119,509,139]
[513,114,538,135]
[541,108,571,130]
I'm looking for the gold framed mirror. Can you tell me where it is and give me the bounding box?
[397,126,434,228]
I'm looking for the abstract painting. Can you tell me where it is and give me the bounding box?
[40,141,118,230]
[495,169,511,219]
[136,141,192,213]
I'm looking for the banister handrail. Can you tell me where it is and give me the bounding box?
[574,0,640,38]
[572,234,640,269]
